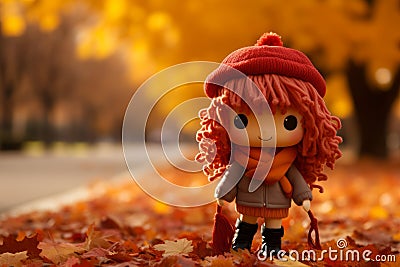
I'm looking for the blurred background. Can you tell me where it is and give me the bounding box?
[0,0,399,211]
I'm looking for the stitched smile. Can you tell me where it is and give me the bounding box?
[258,136,272,141]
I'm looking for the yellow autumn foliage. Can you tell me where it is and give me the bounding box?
[0,0,399,122]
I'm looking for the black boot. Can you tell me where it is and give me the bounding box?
[260,225,284,257]
[232,219,258,251]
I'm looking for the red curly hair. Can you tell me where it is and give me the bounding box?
[196,74,342,192]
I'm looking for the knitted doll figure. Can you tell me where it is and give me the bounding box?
[196,32,342,255]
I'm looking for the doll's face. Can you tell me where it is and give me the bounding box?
[227,107,304,147]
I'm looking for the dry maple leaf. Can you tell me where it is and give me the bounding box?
[0,251,28,267]
[0,234,42,259]
[60,256,80,267]
[82,247,111,265]
[84,223,115,250]
[82,243,131,264]
[206,255,234,267]
[38,241,85,264]
[82,247,109,259]
[155,255,197,267]
[230,249,258,266]
[153,238,194,257]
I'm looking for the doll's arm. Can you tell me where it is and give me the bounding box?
[286,165,313,206]
[214,161,244,202]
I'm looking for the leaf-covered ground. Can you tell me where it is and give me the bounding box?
[0,159,399,266]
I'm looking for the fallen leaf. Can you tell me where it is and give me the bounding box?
[208,255,234,267]
[38,241,85,264]
[100,216,122,230]
[82,243,131,263]
[192,239,213,259]
[82,247,109,265]
[84,223,114,250]
[123,240,140,253]
[60,256,80,267]
[82,247,108,259]
[106,243,132,262]
[392,232,400,242]
[0,234,42,259]
[154,238,193,257]
[231,249,257,266]
[178,232,213,258]
[154,255,196,267]
[0,251,28,267]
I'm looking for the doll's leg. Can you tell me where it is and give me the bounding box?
[265,218,282,229]
[240,214,258,224]
[260,218,284,257]
[232,213,258,251]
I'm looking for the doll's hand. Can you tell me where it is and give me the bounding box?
[302,199,311,212]
[216,198,226,207]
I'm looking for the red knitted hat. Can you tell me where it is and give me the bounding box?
[205,32,326,98]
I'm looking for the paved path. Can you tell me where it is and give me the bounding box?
[0,144,127,213]
[0,143,197,214]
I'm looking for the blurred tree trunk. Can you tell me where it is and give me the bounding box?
[346,60,400,158]
[0,30,13,145]
[0,29,24,149]
[41,88,55,145]
[0,84,14,137]
[26,20,77,145]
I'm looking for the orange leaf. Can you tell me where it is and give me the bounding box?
[153,238,193,257]
[84,223,114,250]
[208,255,234,267]
[38,241,85,264]
[0,251,28,267]
[0,234,42,259]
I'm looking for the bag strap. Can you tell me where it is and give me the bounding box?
[307,210,321,249]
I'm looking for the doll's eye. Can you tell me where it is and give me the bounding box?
[234,114,248,129]
[283,115,298,131]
